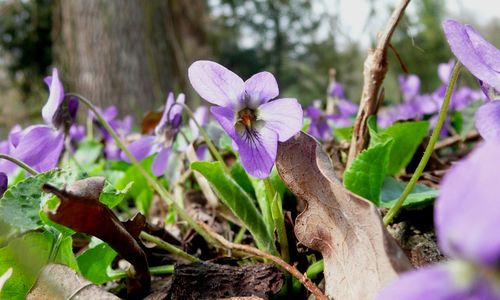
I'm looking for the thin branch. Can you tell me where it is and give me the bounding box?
[434,130,479,150]
[199,223,328,300]
[347,0,411,168]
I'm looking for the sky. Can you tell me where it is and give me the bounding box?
[313,0,500,49]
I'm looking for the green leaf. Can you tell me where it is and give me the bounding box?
[99,181,133,208]
[0,231,77,299]
[77,241,117,284]
[380,177,437,208]
[230,162,255,197]
[191,161,276,254]
[0,170,75,233]
[343,139,393,205]
[333,126,353,141]
[73,138,103,169]
[115,156,154,214]
[250,168,286,237]
[370,119,429,175]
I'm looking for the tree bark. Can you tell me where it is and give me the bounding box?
[52,0,209,118]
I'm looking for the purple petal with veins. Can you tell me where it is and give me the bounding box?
[42,68,65,126]
[12,125,64,172]
[188,60,245,108]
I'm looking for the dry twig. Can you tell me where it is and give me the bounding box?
[198,223,328,300]
[347,0,411,167]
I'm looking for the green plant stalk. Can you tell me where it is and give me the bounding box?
[292,259,324,292]
[383,62,462,225]
[171,102,226,168]
[68,93,219,246]
[109,264,174,280]
[48,232,63,262]
[306,259,324,279]
[140,231,200,262]
[266,178,290,262]
[233,225,247,244]
[0,154,38,175]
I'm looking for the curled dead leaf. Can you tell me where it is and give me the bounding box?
[42,177,150,298]
[276,132,411,300]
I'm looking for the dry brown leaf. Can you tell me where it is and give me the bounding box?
[27,264,119,300]
[276,132,411,300]
[42,177,150,298]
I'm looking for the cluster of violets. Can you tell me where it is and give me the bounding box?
[0,16,499,300]
[0,59,358,180]
[378,19,500,299]
[378,61,483,131]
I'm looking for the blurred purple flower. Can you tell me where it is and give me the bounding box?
[0,172,7,198]
[443,19,500,141]
[377,140,500,299]
[399,74,421,101]
[189,106,209,139]
[5,68,68,173]
[438,60,455,85]
[327,81,345,98]
[91,106,134,159]
[122,92,184,176]
[69,124,86,142]
[305,105,333,141]
[188,60,303,178]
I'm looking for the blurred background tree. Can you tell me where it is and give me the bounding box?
[0,0,498,131]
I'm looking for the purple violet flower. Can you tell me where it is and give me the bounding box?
[0,172,6,198]
[188,60,303,178]
[377,140,500,299]
[91,106,133,159]
[328,81,345,99]
[121,92,184,176]
[189,106,209,140]
[399,74,421,101]
[305,104,333,141]
[443,20,500,141]
[5,68,69,173]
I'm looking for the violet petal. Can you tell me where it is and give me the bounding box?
[244,71,279,106]
[121,136,156,162]
[475,101,500,141]
[12,125,64,172]
[155,92,175,134]
[443,20,500,92]
[41,68,65,126]
[376,262,496,300]
[436,140,500,266]
[258,98,303,142]
[188,60,245,108]
[236,126,278,179]
[151,147,171,176]
[189,106,209,139]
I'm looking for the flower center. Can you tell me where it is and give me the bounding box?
[237,108,257,128]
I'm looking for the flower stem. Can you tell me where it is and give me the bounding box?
[233,225,246,244]
[264,178,290,263]
[68,93,219,246]
[109,264,174,280]
[171,102,227,169]
[140,231,200,263]
[0,154,38,175]
[383,62,462,225]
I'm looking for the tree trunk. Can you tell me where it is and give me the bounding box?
[52,0,209,118]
